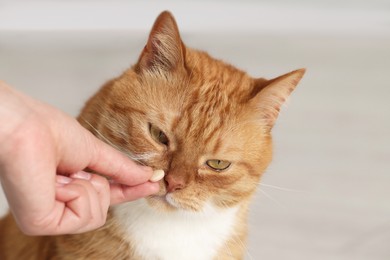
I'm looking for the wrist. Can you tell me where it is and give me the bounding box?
[0,82,34,148]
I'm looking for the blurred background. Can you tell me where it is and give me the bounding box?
[1,0,389,259]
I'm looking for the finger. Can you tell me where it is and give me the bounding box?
[88,174,110,219]
[65,176,107,233]
[70,171,110,220]
[84,130,154,186]
[76,179,105,233]
[110,182,160,205]
[55,118,153,186]
[55,180,93,233]
[56,176,109,234]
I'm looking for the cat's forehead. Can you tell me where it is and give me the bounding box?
[150,57,253,131]
[167,79,257,154]
[186,50,252,90]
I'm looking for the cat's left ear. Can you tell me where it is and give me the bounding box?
[135,11,185,73]
[250,68,305,129]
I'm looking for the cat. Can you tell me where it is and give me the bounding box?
[0,11,305,260]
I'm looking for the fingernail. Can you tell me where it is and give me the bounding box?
[149,169,165,182]
[70,171,91,180]
[56,175,72,185]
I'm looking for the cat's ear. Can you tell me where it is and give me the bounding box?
[135,11,185,73]
[250,69,305,129]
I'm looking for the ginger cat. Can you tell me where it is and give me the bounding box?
[0,11,304,260]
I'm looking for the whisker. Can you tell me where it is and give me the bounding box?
[81,118,157,166]
[229,235,253,260]
[219,240,234,259]
[237,236,253,260]
[258,188,286,208]
[125,152,159,162]
[259,183,305,193]
[82,118,123,152]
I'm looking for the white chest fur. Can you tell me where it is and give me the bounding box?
[113,199,239,260]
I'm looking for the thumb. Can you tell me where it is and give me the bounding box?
[84,130,154,186]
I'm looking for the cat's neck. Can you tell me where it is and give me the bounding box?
[113,199,244,260]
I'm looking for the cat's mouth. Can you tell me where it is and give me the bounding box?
[147,170,202,212]
[148,192,203,212]
[148,194,181,211]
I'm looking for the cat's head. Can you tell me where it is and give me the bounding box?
[80,11,305,213]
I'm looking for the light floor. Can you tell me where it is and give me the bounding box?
[1,31,389,260]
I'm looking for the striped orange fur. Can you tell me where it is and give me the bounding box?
[0,11,305,259]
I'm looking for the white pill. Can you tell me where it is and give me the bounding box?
[150,169,165,182]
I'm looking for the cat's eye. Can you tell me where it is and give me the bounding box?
[149,124,169,146]
[206,160,231,171]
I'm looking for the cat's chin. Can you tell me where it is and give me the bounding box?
[147,194,201,212]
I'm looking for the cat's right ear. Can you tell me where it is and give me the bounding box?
[135,11,185,73]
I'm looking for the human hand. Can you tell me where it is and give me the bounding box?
[0,81,159,235]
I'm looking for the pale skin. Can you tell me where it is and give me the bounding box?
[0,81,160,236]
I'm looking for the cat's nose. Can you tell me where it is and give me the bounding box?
[165,174,185,193]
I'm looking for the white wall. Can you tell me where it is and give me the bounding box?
[0,0,389,35]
